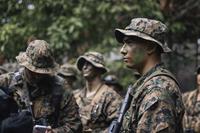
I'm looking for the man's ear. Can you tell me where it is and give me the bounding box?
[146,44,156,55]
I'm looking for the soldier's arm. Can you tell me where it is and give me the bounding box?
[105,90,122,122]
[0,73,13,87]
[182,92,190,104]
[52,91,82,133]
[135,87,178,133]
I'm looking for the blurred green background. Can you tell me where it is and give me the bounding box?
[0,0,200,91]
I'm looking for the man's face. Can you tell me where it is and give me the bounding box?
[120,37,147,69]
[24,68,49,84]
[82,61,98,79]
[197,74,200,85]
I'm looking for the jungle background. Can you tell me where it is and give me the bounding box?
[0,0,200,92]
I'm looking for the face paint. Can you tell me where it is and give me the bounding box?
[197,74,200,86]
[24,68,49,85]
[132,46,146,65]
[82,61,98,80]
[120,37,147,69]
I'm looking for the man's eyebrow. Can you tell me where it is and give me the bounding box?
[123,38,133,43]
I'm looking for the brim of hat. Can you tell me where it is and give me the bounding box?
[58,73,77,80]
[76,56,108,74]
[115,29,172,53]
[16,52,59,75]
[58,72,76,77]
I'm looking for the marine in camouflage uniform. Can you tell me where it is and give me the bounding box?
[114,18,184,133]
[0,40,82,133]
[75,52,122,133]
[58,63,78,91]
[182,67,200,133]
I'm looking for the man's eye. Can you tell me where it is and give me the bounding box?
[124,40,133,44]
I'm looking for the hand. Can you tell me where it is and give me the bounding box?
[45,126,54,133]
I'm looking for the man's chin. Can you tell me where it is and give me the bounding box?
[83,74,92,79]
[125,64,134,69]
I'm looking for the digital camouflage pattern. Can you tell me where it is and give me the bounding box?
[74,84,122,133]
[120,64,184,133]
[58,63,77,78]
[0,39,82,133]
[76,51,108,74]
[2,62,20,72]
[0,70,82,133]
[182,89,200,133]
[0,66,7,75]
[115,18,171,53]
[16,40,59,74]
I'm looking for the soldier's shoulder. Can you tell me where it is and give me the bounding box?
[148,73,178,84]
[139,75,182,113]
[182,89,197,103]
[138,87,176,118]
[0,66,8,75]
[183,89,197,98]
[145,74,180,96]
[0,72,16,86]
[60,86,76,108]
[137,69,184,130]
[101,84,122,99]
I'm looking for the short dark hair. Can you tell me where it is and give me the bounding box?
[123,36,163,55]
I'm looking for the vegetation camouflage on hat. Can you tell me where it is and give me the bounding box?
[16,40,59,74]
[58,63,77,78]
[115,18,171,53]
[76,51,108,74]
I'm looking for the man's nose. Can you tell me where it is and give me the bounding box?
[82,62,88,70]
[120,44,127,55]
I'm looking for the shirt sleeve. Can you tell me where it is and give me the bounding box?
[53,91,82,133]
[136,87,177,133]
[105,90,122,122]
[0,73,12,88]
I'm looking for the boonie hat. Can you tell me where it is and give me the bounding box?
[16,40,59,74]
[58,63,77,78]
[76,51,108,74]
[115,18,171,53]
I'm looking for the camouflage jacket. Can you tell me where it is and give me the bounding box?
[121,64,184,133]
[0,70,82,133]
[0,66,7,75]
[182,89,200,133]
[74,84,122,133]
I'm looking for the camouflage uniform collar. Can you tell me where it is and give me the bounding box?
[142,63,164,78]
[135,63,163,84]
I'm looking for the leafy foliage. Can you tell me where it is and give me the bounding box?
[0,0,200,89]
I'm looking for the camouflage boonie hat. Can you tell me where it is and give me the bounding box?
[16,40,59,74]
[104,75,119,85]
[196,66,200,74]
[115,18,171,53]
[76,51,108,74]
[58,63,77,78]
